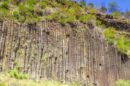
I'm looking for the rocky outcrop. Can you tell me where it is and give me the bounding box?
[89,12,130,32]
[0,21,130,86]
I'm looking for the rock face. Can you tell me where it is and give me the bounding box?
[0,21,130,86]
[93,12,130,32]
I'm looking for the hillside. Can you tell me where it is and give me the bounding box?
[0,0,130,86]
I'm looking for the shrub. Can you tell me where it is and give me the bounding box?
[85,6,97,13]
[96,20,102,26]
[46,12,58,21]
[79,0,86,7]
[0,1,9,9]
[79,14,96,23]
[8,67,29,79]
[57,0,68,5]
[67,4,85,17]
[12,2,41,24]
[104,27,130,56]
[58,6,78,25]
[103,27,116,43]
[0,8,9,20]
[37,1,47,9]
[0,1,10,20]
[115,36,130,54]
[111,11,122,18]
[58,15,76,25]
[58,17,67,25]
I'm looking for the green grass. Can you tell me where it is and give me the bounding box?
[116,80,130,86]
[0,73,80,86]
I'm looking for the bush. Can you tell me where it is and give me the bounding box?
[85,6,97,13]
[36,1,47,9]
[12,2,41,24]
[96,20,102,26]
[115,36,130,54]
[0,8,9,20]
[79,14,96,23]
[67,4,85,17]
[9,67,29,79]
[103,27,116,43]
[104,27,130,56]
[0,1,10,20]
[46,12,58,21]
[111,11,122,18]
[57,0,68,5]
[0,1,9,9]
[58,15,76,25]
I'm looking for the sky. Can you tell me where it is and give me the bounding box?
[77,0,130,12]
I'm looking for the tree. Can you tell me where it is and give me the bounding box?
[108,2,118,13]
[100,6,107,13]
[88,3,94,8]
[79,0,86,7]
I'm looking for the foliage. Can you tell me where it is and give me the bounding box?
[58,15,76,25]
[8,68,29,79]
[57,4,84,25]
[108,1,118,13]
[111,11,122,18]
[0,1,9,9]
[104,27,130,56]
[88,3,94,8]
[115,36,130,54]
[0,0,86,24]
[37,1,47,9]
[79,0,86,7]
[103,27,116,43]
[100,6,107,13]
[57,0,68,5]
[8,61,29,80]
[79,14,96,24]
[46,12,58,21]
[116,80,130,86]
[85,6,97,13]
[96,20,102,26]
[0,1,10,20]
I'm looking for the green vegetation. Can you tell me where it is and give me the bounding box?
[103,27,130,56]
[0,73,80,86]
[0,1,10,20]
[116,80,130,86]
[8,67,28,80]
[79,14,96,24]
[0,0,98,25]
[103,27,116,43]
[111,11,122,18]
[108,1,118,13]
[7,61,29,79]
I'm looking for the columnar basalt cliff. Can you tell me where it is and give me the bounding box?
[0,21,130,86]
